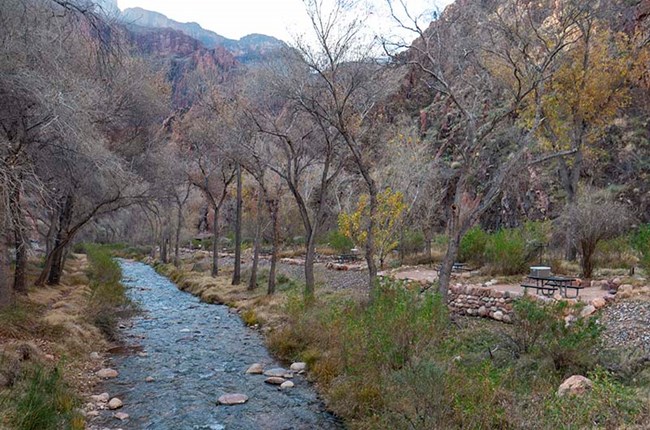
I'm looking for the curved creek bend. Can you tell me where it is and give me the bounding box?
[92,260,342,430]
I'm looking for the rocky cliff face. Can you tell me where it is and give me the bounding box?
[120,7,285,64]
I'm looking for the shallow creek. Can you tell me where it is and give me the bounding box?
[92,260,342,430]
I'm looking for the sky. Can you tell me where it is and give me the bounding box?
[116,0,456,42]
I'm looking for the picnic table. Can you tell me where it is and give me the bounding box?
[435,262,470,272]
[336,253,360,264]
[521,275,583,298]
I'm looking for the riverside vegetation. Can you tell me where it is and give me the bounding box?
[0,246,133,429]
[158,256,650,430]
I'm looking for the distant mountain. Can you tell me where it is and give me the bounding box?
[120,7,285,63]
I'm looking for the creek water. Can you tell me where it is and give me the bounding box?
[92,260,342,430]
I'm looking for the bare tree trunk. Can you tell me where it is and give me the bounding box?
[232,163,242,285]
[248,189,263,291]
[424,237,433,267]
[438,231,461,302]
[10,184,27,294]
[267,197,279,295]
[13,228,27,294]
[365,185,378,295]
[161,234,168,264]
[46,194,74,285]
[174,202,183,267]
[211,206,219,277]
[0,197,13,308]
[304,231,317,302]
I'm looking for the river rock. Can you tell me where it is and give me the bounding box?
[264,367,292,378]
[280,380,295,389]
[145,376,155,382]
[108,398,123,410]
[265,377,286,385]
[91,393,110,403]
[246,363,264,374]
[97,368,119,379]
[90,352,101,360]
[492,311,504,321]
[290,362,307,372]
[114,412,129,421]
[86,410,100,417]
[217,393,249,405]
[557,375,593,397]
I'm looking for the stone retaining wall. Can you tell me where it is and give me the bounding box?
[448,284,519,322]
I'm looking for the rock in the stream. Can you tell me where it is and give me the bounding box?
[264,367,293,378]
[96,368,119,379]
[246,363,264,374]
[557,375,593,397]
[217,393,249,405]
[280,380,295,389]
[108,398,123,410]
[114,412,129,421]
[265,377,287,385]
[290,362,307,372]
[145,376,155,383]
[90,393,110,403]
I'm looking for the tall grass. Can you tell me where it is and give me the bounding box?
[2,364,84,430]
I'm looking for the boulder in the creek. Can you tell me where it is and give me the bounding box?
[217,393,249,405]
[114,412,129,420]
[289,362,307,372]
[246,363,264,374]
[145,376,155,383]
[264,367,293,378]
[280,380,295,389]
[265,377,287,385]
[96,368,119,379]
[108,398,123,410]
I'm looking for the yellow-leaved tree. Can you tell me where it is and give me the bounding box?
[523,23,633,204]
[339,188,406,269]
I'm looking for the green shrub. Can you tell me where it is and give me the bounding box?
[508,297,603,374]
[484,228,528,275]
[459,226,489,265]
[5,364,84,430]
[85,245,135,340]
[326,229,354,254]
[399,229,425,256]
[632,224,650,274]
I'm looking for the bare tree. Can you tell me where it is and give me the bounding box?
[291,0,396,294]
[561,189,632,278]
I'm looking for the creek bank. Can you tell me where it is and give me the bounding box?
[89,260,341,430]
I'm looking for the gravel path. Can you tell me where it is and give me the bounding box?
[600,299,650,352]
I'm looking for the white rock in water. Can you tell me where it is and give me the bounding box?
[114,412,129,421]
[97,368,119,379]
[246,363,264,374]
[280,380,295,389]
[145,376,155,383]
[108,398,123,410]
[217,393,249,405]
[264,368,292,378]
[289,362,307,372]
[265,377,286,385]
[91,393,110,403]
